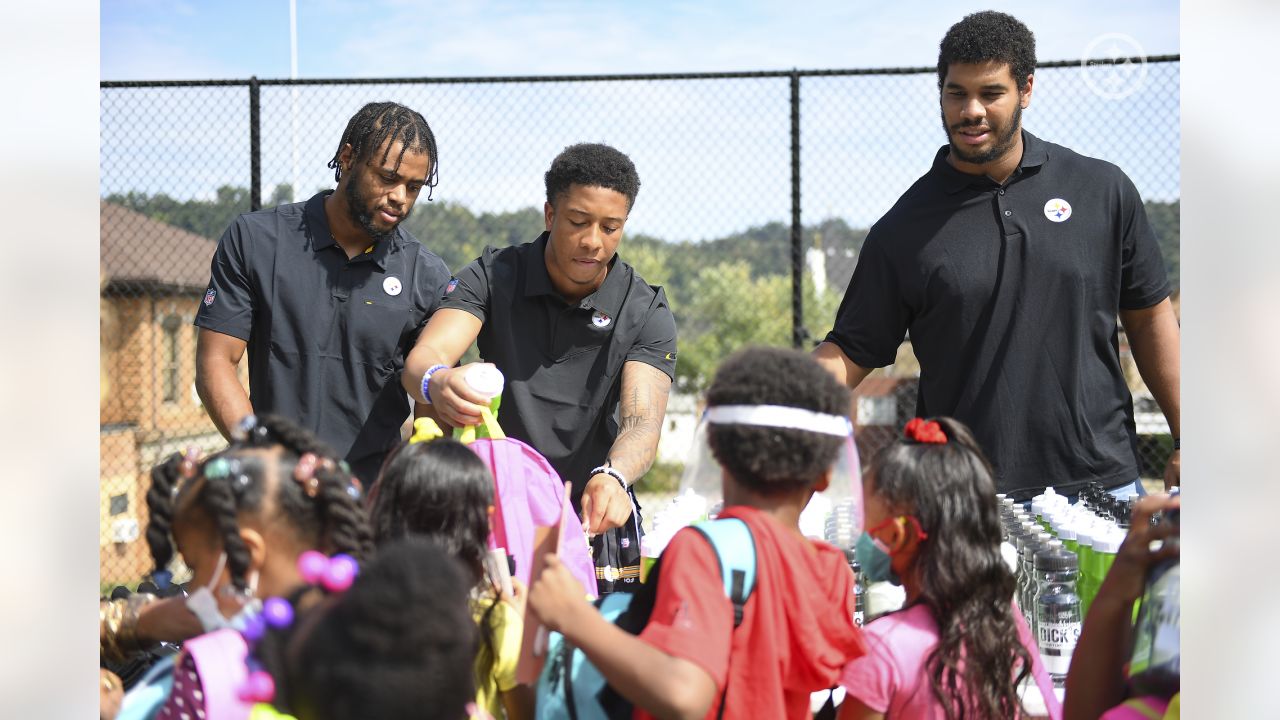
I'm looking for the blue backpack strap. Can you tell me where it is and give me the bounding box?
[691,518,757,628]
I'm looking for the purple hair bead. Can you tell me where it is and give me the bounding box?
[241,612,267,643]
[297,550,328,585]
[262,597,295,628]
[321,554,359,592]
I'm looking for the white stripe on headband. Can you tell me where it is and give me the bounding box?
[703,405,852,437]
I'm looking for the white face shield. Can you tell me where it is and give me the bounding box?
[675,404,863,548]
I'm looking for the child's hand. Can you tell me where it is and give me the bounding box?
[1098,493,1180,605]
[502,577,528,617]
[528,554,589,635]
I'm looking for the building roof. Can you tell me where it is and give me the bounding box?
[101,201,217,293]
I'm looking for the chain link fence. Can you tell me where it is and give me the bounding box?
[100,58,1179,586]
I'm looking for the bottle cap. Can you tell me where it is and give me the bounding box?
[464,363,505,399]
[1093,531,1123,554]
[1075,525,1094,546]
[1034,547,1079,571]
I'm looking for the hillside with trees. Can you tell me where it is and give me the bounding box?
[105,185,1180,391]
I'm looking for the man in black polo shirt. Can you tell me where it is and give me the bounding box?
[814,11,1180,500]
[402,143,676,592]
[195,102,451,483]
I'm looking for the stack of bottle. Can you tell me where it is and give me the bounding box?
[997,485,1141,688]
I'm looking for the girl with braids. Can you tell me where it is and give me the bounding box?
[368,430,533,720]
[838,417,1055,720]
[118,414,373,720]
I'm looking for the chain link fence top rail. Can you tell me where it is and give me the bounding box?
[100,58,1179,586]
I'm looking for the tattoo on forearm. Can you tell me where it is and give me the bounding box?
[606,365,671,484]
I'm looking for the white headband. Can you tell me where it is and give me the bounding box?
[703,405,852,437]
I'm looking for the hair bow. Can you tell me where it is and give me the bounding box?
[904,417,947,444]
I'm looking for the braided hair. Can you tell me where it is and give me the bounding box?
[144,414,373,594]
[328,101,439,199]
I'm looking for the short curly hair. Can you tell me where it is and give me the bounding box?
[283,537,476,720]
[937,11,1037,92]
[544,143,641,211]
[705,346,851,494]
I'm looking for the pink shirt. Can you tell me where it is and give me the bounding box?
[839,603,1059,720]
[839,604,952,718]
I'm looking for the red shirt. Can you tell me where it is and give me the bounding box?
[636,506,866,719]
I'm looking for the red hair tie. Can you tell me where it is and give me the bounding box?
[904,418,947,444]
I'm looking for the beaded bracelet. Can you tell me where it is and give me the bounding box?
[421,364,449,405]
[590,465,628,491]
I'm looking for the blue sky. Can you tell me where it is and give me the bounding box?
[102,0,1178,80]
[101,1,1180,241]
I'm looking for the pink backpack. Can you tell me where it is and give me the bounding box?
[459,409,598,598]
[184,628,254,720]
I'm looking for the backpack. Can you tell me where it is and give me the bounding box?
[535,518,758,720]
[116,628,252,720]
[457,408,599,598]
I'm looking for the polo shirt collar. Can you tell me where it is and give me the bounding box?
[522,231,628,317]
[304,191,394,271]
[935,130,1049,194]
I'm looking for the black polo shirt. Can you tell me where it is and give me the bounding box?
[825,131,1169,499]
[195,192,451,481]
[441,233,677,506]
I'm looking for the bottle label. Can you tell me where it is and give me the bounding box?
[1037,620,1081,675]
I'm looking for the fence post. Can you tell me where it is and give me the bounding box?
[789,71,804,349]
[249,76,262,211]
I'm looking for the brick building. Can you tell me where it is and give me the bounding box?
[100,202,244,586]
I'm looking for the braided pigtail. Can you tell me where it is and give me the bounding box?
[144,452,185,576]
[314,465,375,563]
[199,464,256,594]
[255,414,374,562]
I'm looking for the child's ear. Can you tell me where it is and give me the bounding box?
[885,517,910,554]
[240,527,267,572]
[812,469,832,494]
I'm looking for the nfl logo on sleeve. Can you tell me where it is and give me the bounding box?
[204,288,216,306]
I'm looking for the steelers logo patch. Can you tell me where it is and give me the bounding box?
[1044,198,1073,223]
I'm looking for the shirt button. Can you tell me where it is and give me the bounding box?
[999,189,1006,196]
[1004,210,1012,216]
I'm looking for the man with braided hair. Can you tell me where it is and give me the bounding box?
[196,101,451,484]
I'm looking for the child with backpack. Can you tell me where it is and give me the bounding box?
[369,431,535,720]
[837,416,1054,719]
[117,414,374,720]
[528,346,867,719]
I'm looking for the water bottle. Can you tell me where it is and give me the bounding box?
[1034,548,1082,688]
[1015,531,1042,627]
[849,557,867,628]
[465,363,504,411]
[1129,498,1179,698]
[1075,524,1096,616]
[1093,530,1122,593]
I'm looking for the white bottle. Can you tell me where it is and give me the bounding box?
[465,363,505,401]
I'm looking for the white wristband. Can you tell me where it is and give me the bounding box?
[590,465,627,490]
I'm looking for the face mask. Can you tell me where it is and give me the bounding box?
[856,531,899,585]
[856,514,930,586]
[185,552,261,633]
